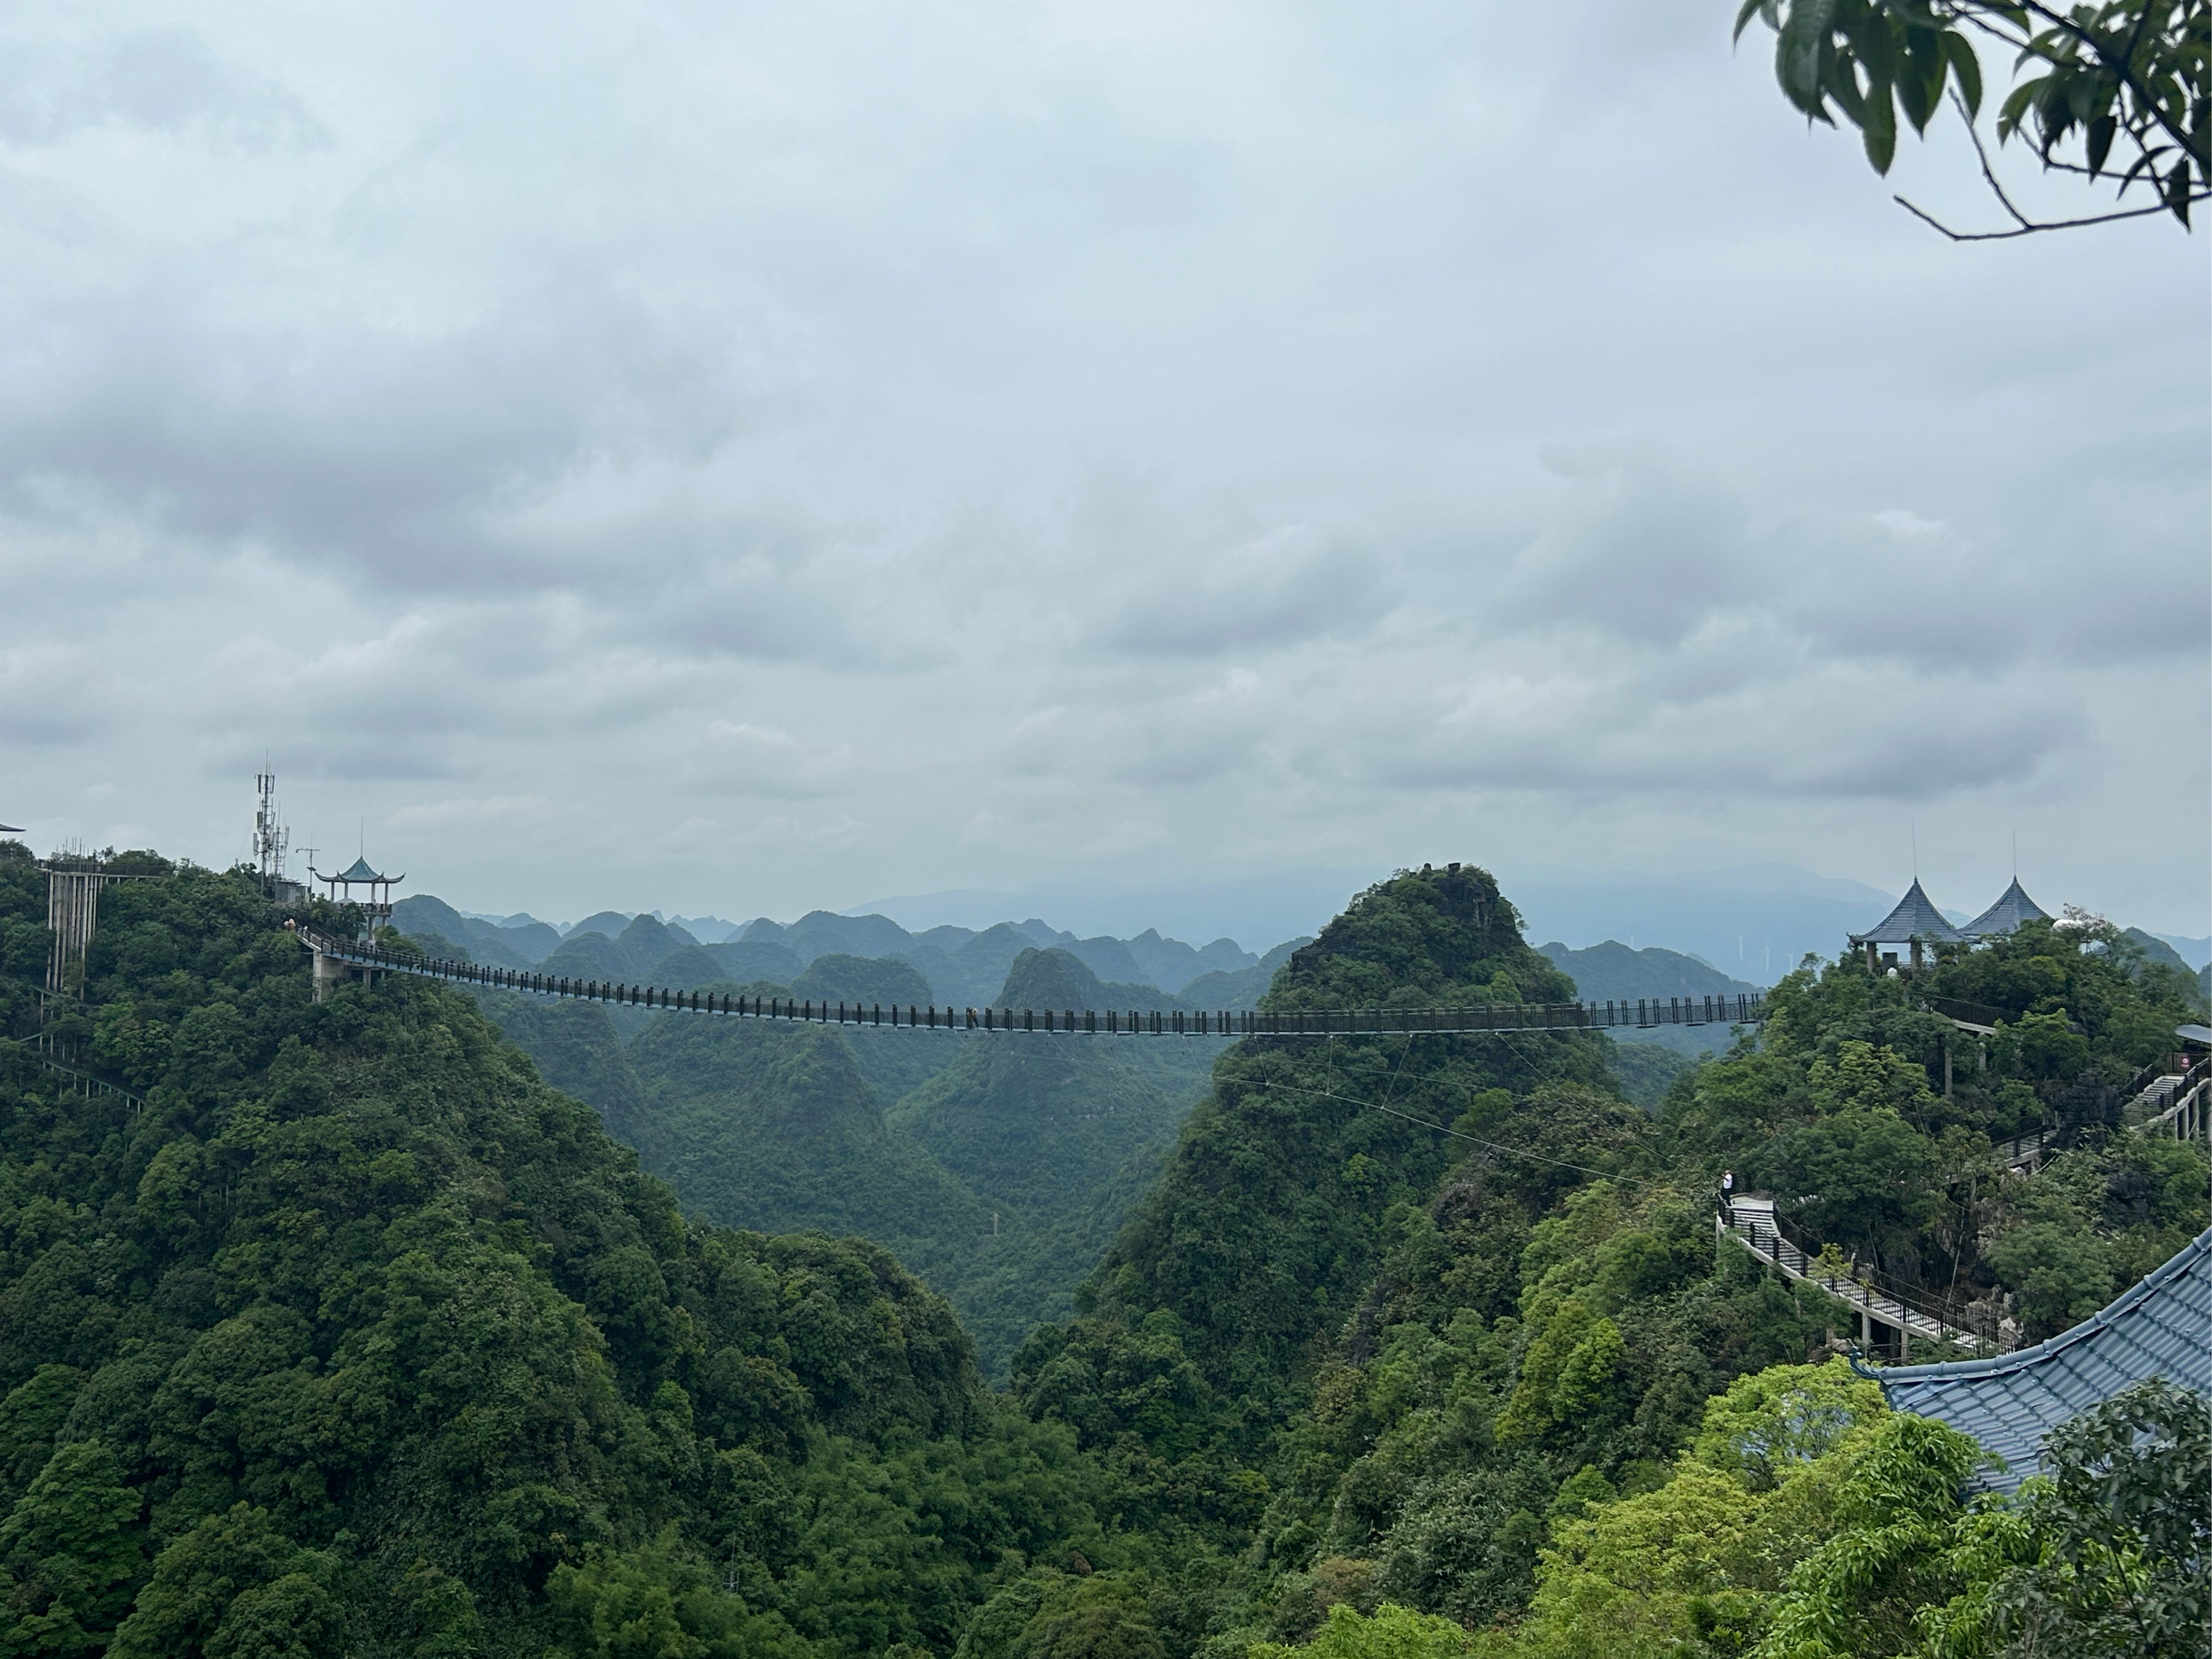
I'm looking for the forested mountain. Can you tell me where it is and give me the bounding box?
[1,846,2202,1657]
[469,946,1225,1379]
[1535,940,1760,1004]
[391,897,1278,1010]
[0,850,1126,1658]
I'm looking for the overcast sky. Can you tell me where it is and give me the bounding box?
[2,0,2205,936]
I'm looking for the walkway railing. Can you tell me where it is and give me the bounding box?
[1720,1195,1994,1358]
[1923,994,2008,1032]
[2138,1060,2211,1142]
[0,1039,145,1111]
[294,927,1767,1039]
[1993,1126,2057,1171]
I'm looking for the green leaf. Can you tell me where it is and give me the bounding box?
[1779,0,1841,109]
[1944,32,1984,119]
[1734,0,1772,45]
[1863,80,1899,173]
[2166,158,2193,225]
[2087,113,2117,175]
[1899,23,1946,133]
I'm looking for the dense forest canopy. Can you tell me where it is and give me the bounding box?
[0,844,2200,1657]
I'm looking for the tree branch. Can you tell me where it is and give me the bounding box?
[1957,89,2039,229]
[1894,189,2206,238]
[2010,0,2202,163]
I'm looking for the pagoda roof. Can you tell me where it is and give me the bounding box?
[1869,1226,2210,1491]
[327,857,400,883]
[1962,877,2050,938]
[1849,878,1965,946]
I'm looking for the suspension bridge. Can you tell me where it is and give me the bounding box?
[295,925,1767,1039]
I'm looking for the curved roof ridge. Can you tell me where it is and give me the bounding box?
[1850,878,1965,946]
[1866,1226,2211,1491]
[1962,875,2051,939]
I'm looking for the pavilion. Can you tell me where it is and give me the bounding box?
[310,855,405,938]
[1962,876,2051,939]
[1849,878,1964,973]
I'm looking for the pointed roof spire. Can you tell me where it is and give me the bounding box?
[1850,878,1965,946]
[1963,876,2050,939]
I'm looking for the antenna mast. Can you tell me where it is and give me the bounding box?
[253,768,292,897]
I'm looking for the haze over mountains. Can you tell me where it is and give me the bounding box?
[875,864,2211,982]
[393,892,1312,1011]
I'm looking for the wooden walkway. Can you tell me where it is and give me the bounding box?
[1720,1194,1995,1358]
[295,926,1767,1039]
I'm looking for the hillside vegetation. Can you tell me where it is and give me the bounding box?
[466,946,1223,1379]
[0,846,2201,1657]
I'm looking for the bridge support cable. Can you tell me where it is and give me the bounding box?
[293,927,1767,1039]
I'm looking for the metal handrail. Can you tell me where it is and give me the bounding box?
[295,925,1770,1039]
[1719,1207,1993,1355]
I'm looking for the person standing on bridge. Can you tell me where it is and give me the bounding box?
[1719,1169,1734,1223]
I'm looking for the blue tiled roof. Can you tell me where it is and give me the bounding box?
[1962,876,2051,939]
[1869,1226,2211,1491]
[1850,878,1966,946]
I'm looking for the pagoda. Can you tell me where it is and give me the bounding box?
[311,854,404,938]
[1962,876,2050,939]
[1849,878,1963,973]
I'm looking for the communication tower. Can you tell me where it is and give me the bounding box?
[253,771,306,905]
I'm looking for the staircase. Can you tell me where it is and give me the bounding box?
[1719,1194,1995,1358]
[2136,1062,2210,1142]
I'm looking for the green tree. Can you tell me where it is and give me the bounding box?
[1927,1379,2212,1657]
[1752,1413,1991,1657]
[0,1441,144,1658]
[1985,1217,2115,1336]
[106,1505,332,1659]
[544,1528,808,1659]
[1249,1600,1480,1659]
[200,1573,346,1659]
[1734,0,2209,235]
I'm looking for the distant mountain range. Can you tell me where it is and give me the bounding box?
[392,892,1313,1010]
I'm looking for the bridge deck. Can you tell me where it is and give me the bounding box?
[295,927,1767,1039]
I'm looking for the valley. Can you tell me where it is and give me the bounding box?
[0,847,2201,1657]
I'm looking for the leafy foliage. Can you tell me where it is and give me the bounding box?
[1662,919,2208,1339]
[0,864,1140,1656]
[1734,0,2209,230]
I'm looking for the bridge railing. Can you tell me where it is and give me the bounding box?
[1719,1207,1994,1355]
[294,927,1767,1038]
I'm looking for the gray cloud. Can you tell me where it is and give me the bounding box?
[0,27,321,148]
[0,0,2200,931]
